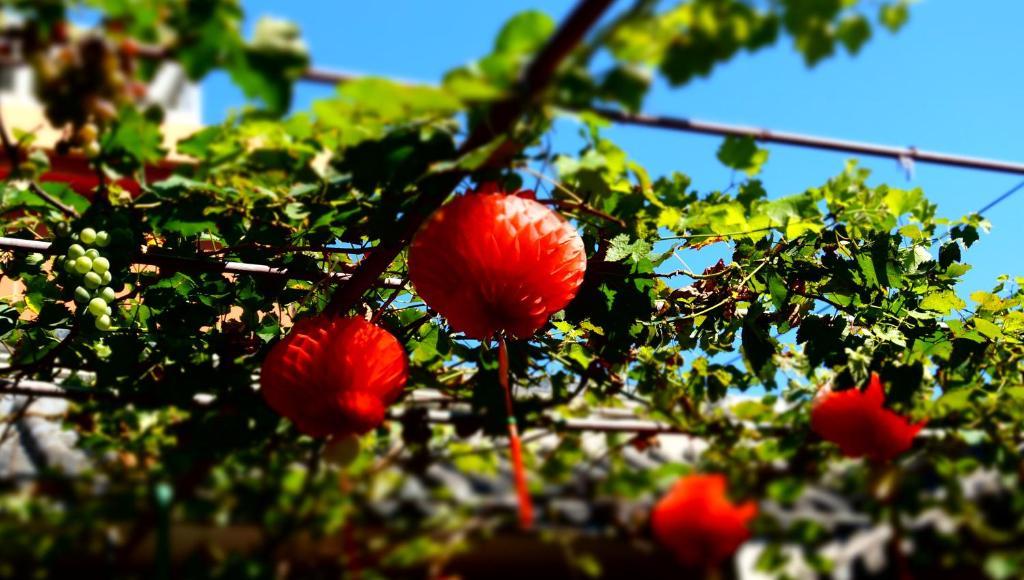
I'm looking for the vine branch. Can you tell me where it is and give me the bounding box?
[325,0,617,316]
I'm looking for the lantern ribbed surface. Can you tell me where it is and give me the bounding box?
[408,190,587,340]
[260,315,408,438]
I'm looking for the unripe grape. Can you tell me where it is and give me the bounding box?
[74,286,90,303]
[92,257,110,274]
[99,287,116,302]
[80,228,97,245]
[84,141,101,159]
[88,297,108,316]
[84,272,102,289]
[105,306,112,316]
[63,259,76,273]
[25,253,44,266]
[94,231,110,247]
[95,314,112,331]
[67,244,85,259]
[74,256,93,274]
[85,248,100,259]
[101,271,112,284]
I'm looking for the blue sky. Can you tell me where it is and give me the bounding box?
[203,1,1024,298]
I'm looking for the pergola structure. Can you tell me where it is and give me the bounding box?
[0,2,1021,577]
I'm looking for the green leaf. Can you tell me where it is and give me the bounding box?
[314,78,460,148]
[1004,312,1024,335]
[0,304,18,339]
[939,241,961,268]
[229,17,310,115]
[494,11,556,55]
[103,106,165,171]
[836,15,872,54]
[920,291,966,315]
[598,65,651,112]
[934,388,972,415]
[35,182,89,214]
[951,225,980,247]
[767,273,789,310]
[883,187,922,218]
[974,318,1003,340]
[855,252,879,288]
[716,136,769,176]
[899,224,923,240]
[605,234,651,264]
[171,1,245,79]
[970,291,1006,312]
[742,303,777,382]
[879,2,910,32]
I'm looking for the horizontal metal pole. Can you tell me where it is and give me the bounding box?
[2,33,1022,176]
[590,107,1024,176]
[296,68,1024,177]
[392,407,688,435]
[0,378,116,400]
[0,237,405,288]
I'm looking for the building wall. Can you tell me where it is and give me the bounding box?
[1,63,202,305]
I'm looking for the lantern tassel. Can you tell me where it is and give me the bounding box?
[498,337,534,530]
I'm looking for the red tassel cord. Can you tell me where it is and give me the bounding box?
[498,337,534,530]
[339,472,363,578]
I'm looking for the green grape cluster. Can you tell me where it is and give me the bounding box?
[61,227,116,331]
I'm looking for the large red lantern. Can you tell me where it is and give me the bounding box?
[810,373,926,462]
[260,315,408,438]
[408,186,587,529]
[651,474,757,569]
[408,187,587,340]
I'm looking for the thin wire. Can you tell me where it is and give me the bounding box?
[933,178,1024,243]
[975,179,1024,216]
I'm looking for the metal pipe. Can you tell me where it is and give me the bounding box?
[0,237,405,288]
[296,68,1024,177]
[590,107,1024,176]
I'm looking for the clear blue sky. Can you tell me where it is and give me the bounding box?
[203,1,1024,298]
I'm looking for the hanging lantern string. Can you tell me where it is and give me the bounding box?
[497,337,534,530]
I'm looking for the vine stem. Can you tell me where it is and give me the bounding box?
[325,0,617,316]
[498,337,534,530]
[539,198,626,228]
[672,259,769,321]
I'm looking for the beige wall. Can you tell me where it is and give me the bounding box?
[1,100,201,310]
[1,100,199,160]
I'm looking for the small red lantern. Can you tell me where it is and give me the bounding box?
[408,187,587,339]
[260,316,408,438]
[408,185,588,529]
[651,474,757,569]
[811,372,926,462]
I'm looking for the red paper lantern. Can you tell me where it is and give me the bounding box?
[651,474,757,568]
[260,316,408,438]
[408,187,587,339]
[811,372,926,462]
[408,186,587,530]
